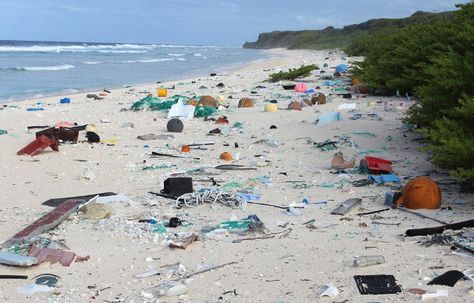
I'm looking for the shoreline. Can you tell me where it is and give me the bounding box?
[0,48,286,105]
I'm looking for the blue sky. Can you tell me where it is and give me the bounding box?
[0,0,466,45]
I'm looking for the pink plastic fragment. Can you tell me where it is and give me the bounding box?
[28,247,90,267]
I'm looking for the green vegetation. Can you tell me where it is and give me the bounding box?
[269,64,317,82]
[349,2,474,182]
[243,11,454,50]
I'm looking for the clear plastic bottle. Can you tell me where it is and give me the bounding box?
[151,281,188,297]
[353,255,385,267]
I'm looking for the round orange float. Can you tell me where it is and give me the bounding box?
[219,152,233,161]
[395,176,441,209]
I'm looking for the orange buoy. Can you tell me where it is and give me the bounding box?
[288,101,302,111]
[181,145,190,153]
[395,176,441,209]
[238,98,254,108]
[198,95,217,108]
[219,151,233,161]
[311,93,326,105]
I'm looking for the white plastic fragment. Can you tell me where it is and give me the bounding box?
[151,280,188,297]
[168,99,195,120]
[286,206,302,216]
[421,289,448,300]
[319,282,339,297]
[0,252,38,267]
[18,284,54,296]
[96,194,130,204]
[80,168,95,181]
[336,103,356,110]
[464,268,474,288]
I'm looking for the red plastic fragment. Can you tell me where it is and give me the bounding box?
[2,199,84,248]
[359,156,393,174]
[29,247,76,267]
[17,135,59,156]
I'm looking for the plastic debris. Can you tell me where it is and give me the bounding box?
[17,284,55,296]
[421,289,448,300]
[316,112,343,125]
[319,282,339,297]
[150,280,188,297]
[0,252,38,267]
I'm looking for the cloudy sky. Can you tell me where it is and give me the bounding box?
[0,0,466,45]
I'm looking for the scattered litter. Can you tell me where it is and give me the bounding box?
[176,189,245,209]
[169,234,198,250]
[0,252,38,267]
[368,174,401,184]
[354,275,402,295]
[421,289,448,300]
[336,103,356,110]
[427,270,466,287]
[353,255,385,267]
[319,282,339,297]
[17,284,55,296]
[33,274,60,287]
[29,247,90,267]
[331,198,362,215]
[316,112,343,125]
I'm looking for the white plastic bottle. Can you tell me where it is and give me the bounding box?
[353,255,385,267]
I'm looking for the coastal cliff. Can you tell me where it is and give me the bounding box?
[243,11,453,50]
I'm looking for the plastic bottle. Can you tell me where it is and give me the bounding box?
[152,281,187,297]
[353,255,385,267]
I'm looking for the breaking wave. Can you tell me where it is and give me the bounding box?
[5,64,76,71]
[0,43,157,53]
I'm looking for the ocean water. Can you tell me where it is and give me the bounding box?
[0,40,267,102]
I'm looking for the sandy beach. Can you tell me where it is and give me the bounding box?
[0,49,473,302]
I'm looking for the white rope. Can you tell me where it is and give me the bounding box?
[176,189,246,209]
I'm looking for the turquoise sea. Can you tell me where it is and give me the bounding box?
[0,40,267,102]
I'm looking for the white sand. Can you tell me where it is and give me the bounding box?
[0,49,473,302]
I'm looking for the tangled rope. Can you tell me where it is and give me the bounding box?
[176,189,246,209]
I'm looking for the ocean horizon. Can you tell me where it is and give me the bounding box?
[0,40,267,102]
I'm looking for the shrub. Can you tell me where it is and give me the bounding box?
[348,2,474,181]
[269,64,317,82]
